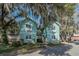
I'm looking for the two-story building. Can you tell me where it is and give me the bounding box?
[43,21,61,44]
[18,17,38,44]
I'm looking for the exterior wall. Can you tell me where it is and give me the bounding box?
[19,19,37,44]
[71,34,79,41]
[43,22,60,44]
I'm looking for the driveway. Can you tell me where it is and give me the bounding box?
[18,42,79,56]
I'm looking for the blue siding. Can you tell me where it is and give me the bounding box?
[43,22,60,44]
[19,19,37,44]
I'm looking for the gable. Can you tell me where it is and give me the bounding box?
[18,17,37,28]
[46,22,60,30]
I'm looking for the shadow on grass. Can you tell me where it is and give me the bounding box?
[0,44,40,56]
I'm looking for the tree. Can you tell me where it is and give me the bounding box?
[0,3,76,44]
[0,4,26,44]
[54,4,76,41]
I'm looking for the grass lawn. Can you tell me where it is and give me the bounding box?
[0,44,15,53]
[0,43,40,55]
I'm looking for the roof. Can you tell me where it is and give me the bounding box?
[55,22,61,27]
[44,21,61,30]
[15,16,26,22]
[16,16,38,27]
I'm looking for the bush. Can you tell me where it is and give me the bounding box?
[0,44,14,53]
[12,41,21,47]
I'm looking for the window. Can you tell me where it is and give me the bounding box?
[26,35,28,39]
[52,35,56,39]
[26,24,31,28]
[25,24,32,32]
[29,35,31,39]
[52,26,55,30]
[26,35,31,39]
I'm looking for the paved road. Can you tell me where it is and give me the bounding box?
[18,42,79,56]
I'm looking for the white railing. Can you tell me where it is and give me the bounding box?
[7,34,20,42]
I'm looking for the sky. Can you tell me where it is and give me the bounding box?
[9,4,41,27]
[74,4,79,24]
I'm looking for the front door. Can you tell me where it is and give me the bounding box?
[26,35,32,43]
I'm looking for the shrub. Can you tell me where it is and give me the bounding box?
[12,41,21,47]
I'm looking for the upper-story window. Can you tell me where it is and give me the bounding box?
[52,35,56,39]
[52,26,55,30]
[26,24,31,29]
[25,24,32,32]
[26,35,31,39]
